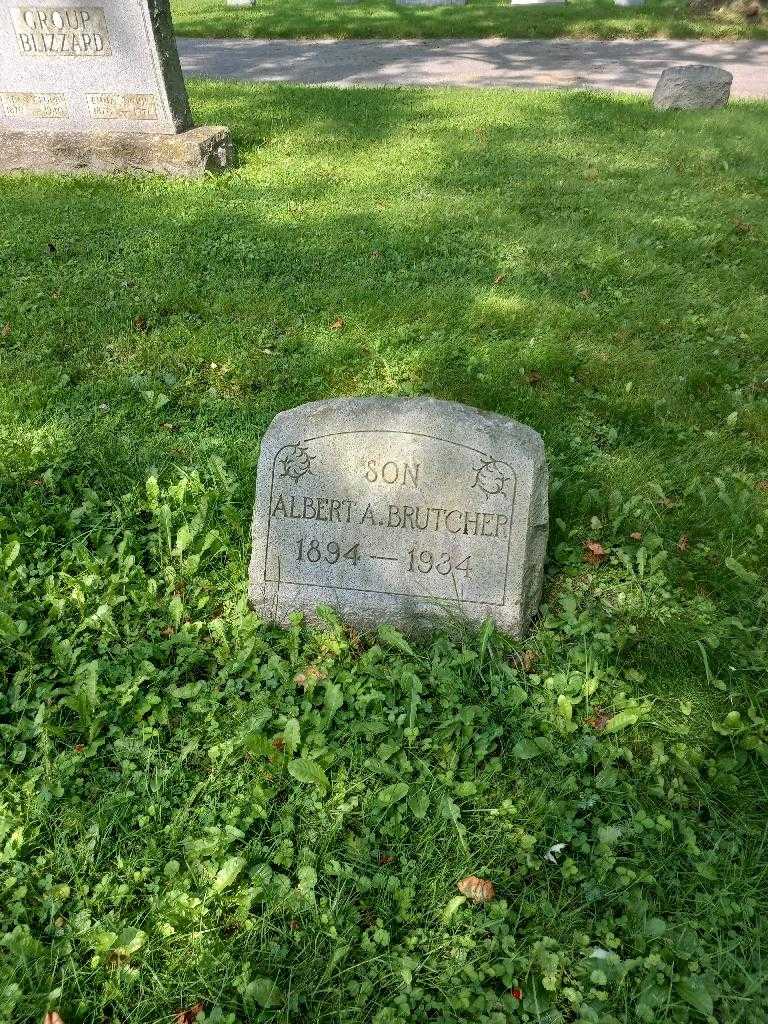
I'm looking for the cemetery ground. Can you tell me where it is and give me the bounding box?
[171,0,768,42]
[1,81,768,1024]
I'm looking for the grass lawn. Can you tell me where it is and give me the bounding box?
[171,0,768,41]
[1,82,768,1023]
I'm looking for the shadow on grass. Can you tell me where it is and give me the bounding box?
[1,82,766,678]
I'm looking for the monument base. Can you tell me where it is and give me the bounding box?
[0,125,234,179]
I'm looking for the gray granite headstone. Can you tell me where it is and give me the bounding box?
[249,398,548,637]
[0,0,191,135]
[652,65,732,110]
[0,0,234,175]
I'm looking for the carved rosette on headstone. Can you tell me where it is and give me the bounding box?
[0,0,234,176]
[250,398,549,637]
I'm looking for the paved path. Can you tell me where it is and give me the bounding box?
[178,37,768,98]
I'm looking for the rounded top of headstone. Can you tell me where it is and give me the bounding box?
[269,397,546,463]
[657,64,733,85]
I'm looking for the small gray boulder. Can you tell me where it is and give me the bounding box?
[652,65,733,110]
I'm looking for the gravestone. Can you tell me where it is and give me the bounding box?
[0,0,234,176]
[652,65,732,110]
[249,398,548,637]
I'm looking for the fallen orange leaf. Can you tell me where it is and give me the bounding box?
[521,650,538,673]
[585,709,611,731]
[583,540,607,565]
[458,875,495,903]
[174,1003,204,1024]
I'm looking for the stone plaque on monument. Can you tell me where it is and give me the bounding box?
[0,0,234,176]
[250,398,548,636]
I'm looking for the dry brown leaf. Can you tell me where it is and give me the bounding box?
[272,737,286,752]
[585,709,611,731]
[520,651,536,675]
[43,1012,65,1024]
[525,371,543,386]
[2,323,11,337]
[756,480,768,493]
[630,532,643,541]
[677,534,689,552]
[733,217,753,234]
[579,288,592,302]
[583,540,607,565]
[174,1004,204,1024]
[659,496,682,510]
[457,875,495,903]
[346,625,365,652]
[295,665,328,689]
[493,274,507,285]
[330,318,344,331]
